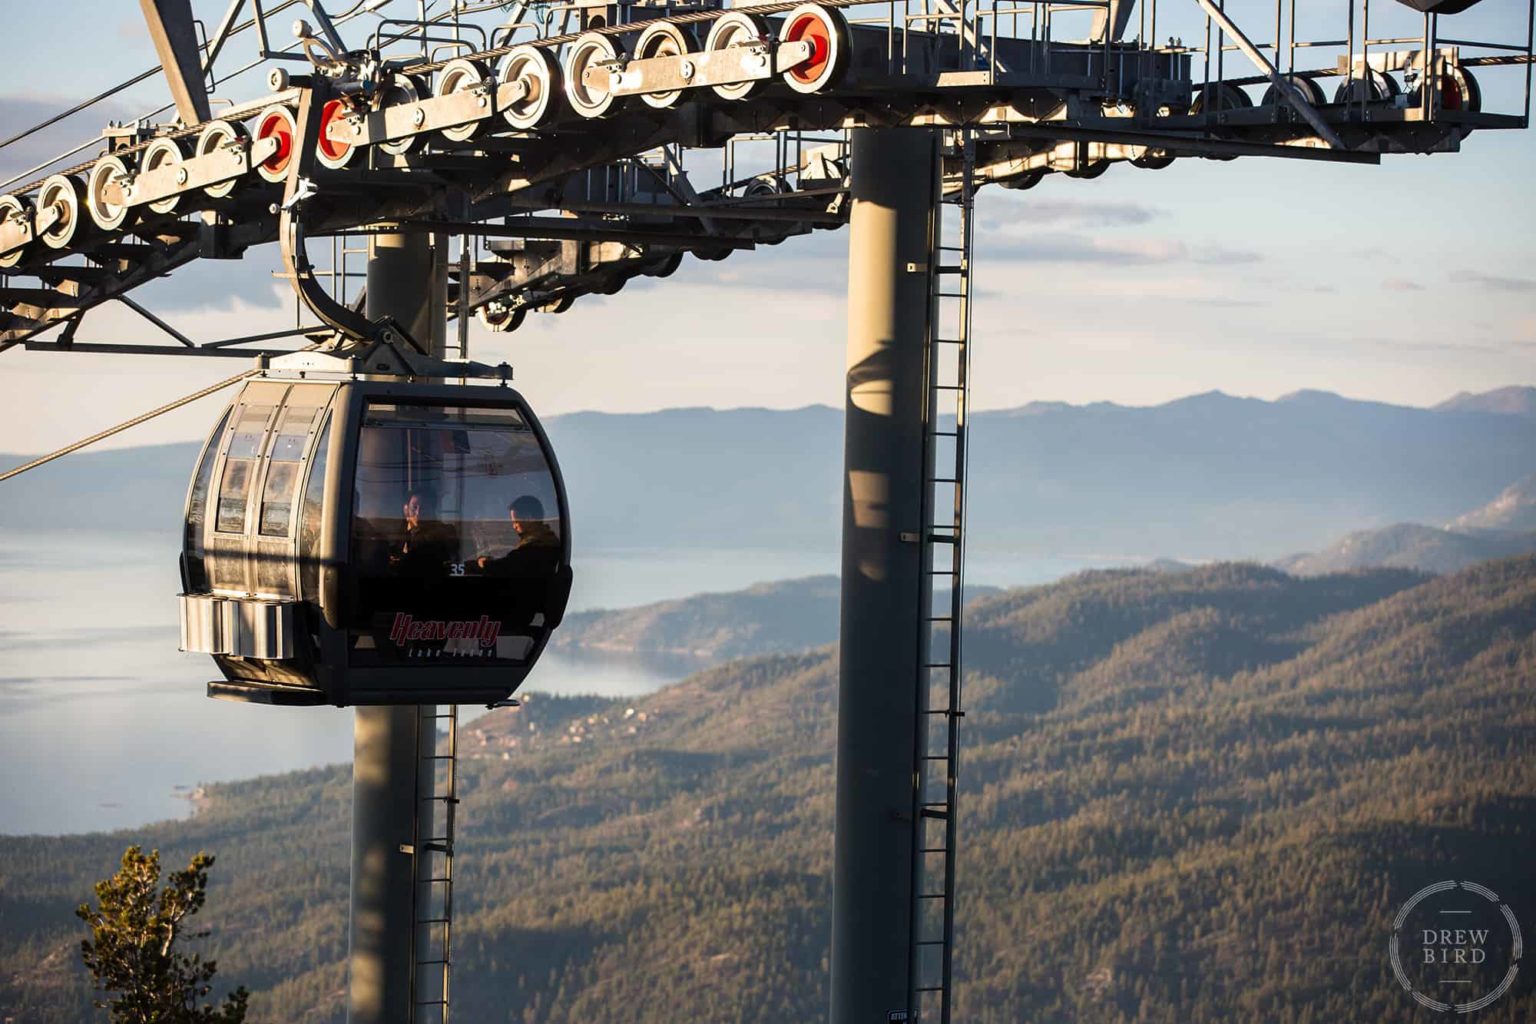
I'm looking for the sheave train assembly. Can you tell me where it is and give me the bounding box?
[0,0,1528,1020]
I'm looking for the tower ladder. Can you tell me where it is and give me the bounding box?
[411,704,459,1024]
[908,128,976,1024]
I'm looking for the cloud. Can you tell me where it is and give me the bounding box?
[987,197,1161,228]
[1382,278,1424,292]
[1364,337,1528,357]
[1196,246,1264,266]
[1450,270,1536,294]
[979,231,1264,266]
[0,94,139,185]
[1191,297,1268,308]
[117,248,291,313]
[663,228,849,295]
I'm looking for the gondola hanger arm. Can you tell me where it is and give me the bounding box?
[277,78,423,358]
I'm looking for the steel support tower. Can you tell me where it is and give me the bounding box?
[834,126,941,1024]
[350,230,446,1024]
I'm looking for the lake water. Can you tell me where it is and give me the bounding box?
[0,530,1097,835]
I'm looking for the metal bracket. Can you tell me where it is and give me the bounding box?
[119,135,280,208]
[595,40,812,97]
[277,81,420,356]
[332,79,519,148]
[1191,0,1346,150]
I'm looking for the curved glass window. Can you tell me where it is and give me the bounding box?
[216,403,274,534]
[299,415,332,600]
[184,408,231,593]
[259,405,321,538]
[352,401,561,579]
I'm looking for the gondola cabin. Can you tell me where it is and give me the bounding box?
[179,375,572,706]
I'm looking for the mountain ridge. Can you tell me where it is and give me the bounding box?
[5,387,1535,564]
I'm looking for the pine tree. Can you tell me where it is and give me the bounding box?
[76,846,249,1024]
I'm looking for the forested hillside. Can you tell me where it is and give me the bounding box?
[1276,523,1536,576]
[3,560,1533,1022]
[554,575,842,658]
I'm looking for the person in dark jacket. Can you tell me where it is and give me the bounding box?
[388,490,458,576]
[477,495,559,576]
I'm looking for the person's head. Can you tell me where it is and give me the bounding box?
[509,495,545,535]
[404,490,436,528]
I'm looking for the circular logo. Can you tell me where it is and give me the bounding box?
[1390,880,1523,1013]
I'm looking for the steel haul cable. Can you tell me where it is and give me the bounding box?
[0,369,251,483]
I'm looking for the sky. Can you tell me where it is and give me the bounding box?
[0,0,1532,454]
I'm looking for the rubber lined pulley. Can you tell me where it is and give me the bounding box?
[317,97,360,167]
[779,5,849,94]
[705,12,770,101]
[437,59,493,142]
[1260,74,1327,109]
[376,76,428,156]
[139,137,188,214]
[36,174,85,249]
[1190,84,1252,160]
[1415,67,1481,113]
[1334,68,1399,105]
[633,23,693,109]
[0,194,34,268]
[85,154,133,232]
[254,105,297,183]
[501,45,561,129]
[477,303,527,332]
[564,33,624,118]
[195,120,248,199]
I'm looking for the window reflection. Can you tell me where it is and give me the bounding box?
[352,402,561,580]
[216,403,273,534]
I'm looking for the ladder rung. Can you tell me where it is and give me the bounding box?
[935,266,966,275]
[917,939,948,946]
[918,893,947,900]
[415,958,450,967]
[924,616,952,623]
[416,916,452,924]
[916,985,945,992]
[921,847,949,854]
[921,808,950,820]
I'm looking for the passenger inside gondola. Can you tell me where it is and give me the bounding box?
[388,489,459,576]
[477,495,560,576]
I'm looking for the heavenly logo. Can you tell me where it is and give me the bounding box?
[1389,881,1523,1013]
[388,613,501,649]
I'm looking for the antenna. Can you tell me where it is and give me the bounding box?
[0,0,1530,1020]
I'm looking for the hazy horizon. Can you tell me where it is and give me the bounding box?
[3,382,1531,458]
